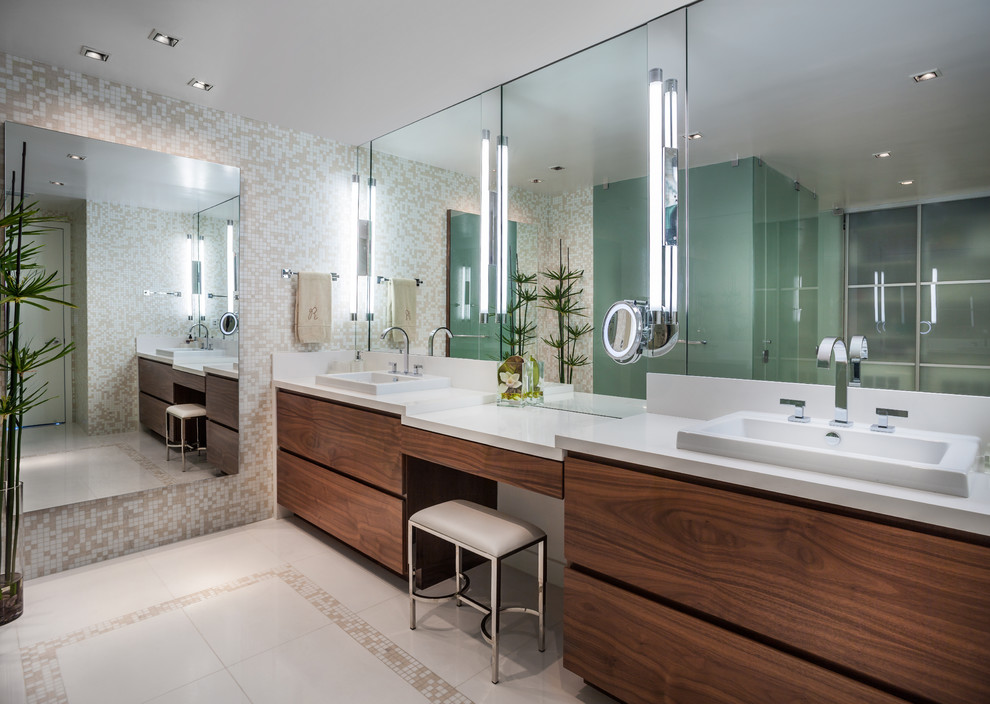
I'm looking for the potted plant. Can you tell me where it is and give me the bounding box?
[1,194,73,625]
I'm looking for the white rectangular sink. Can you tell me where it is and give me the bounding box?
[676,411,980,497]
[156,347,226,360]
[316,370,450,395]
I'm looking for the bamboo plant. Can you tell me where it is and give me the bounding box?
[539,252,593,385]
[1,195,73,623]
[499,267,538,357]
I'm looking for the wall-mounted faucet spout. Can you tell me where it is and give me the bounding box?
[817,336,852,427]
[189,322,211,350]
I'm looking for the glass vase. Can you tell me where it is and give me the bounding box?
[1,481,24,625]
[525,356,544,406]
[497,355,527,407]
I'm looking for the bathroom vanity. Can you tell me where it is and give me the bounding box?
[273,360,990,704]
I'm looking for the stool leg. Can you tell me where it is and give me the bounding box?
[538,538,546,652]
[491,557,501,684]
[408,524,416,630]
[454,545,462,607]
[181,418,187,471]
[165,411,171,462]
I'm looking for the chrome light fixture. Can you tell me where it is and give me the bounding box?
[350,173,360,320]
[81,46,110,62]
[479,129,491,323]
[602,67,680,364]
[366,176,376,320]
[496,134,509,319]
[226,220,236,305]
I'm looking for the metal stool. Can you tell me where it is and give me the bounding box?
[165,403,207,471]
[408,499,546,684]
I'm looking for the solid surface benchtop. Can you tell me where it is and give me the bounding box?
[137,351,239,379]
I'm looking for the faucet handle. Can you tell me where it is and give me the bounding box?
[871,407,907,433]
[780,398,810,423]
[413,364,424,376]
[388,361,398,373]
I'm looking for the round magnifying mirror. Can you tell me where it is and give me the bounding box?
[602,300,645,365]
[219,311,239,336]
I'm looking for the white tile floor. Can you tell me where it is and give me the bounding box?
[2,517,620,704]
[20,424,217,512]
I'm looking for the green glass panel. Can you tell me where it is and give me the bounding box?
[920,366,990,397]
[920,282,990,366]
[847,285,916,363]
[921,196,990,282]
[848,207,917,285]
[861,364,916,391]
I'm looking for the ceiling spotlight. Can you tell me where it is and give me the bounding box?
[149,30,180,47]
[187,78,213,91]
[912,69,941,82]
[81,46,110,62]
[531,178,543,184]
[49,180,65,186]
[687,132,703,140]
[899,180,915,185]
[549,165,565,171]
[66,153,86,161]
[873,151,892,159]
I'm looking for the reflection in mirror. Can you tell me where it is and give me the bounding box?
[4,123,241,512]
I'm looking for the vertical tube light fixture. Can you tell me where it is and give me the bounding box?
[930,268,938,325]
[198,235,207,320]
[648,69,664,312]
[367,176,376,320]
[663,77,678,318]
[351,173,360,319]
[479,129,491,323]
[496,134,509,317]
[226,220,235,304]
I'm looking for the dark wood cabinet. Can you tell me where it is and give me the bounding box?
[138,358,174,406]
[206,374,238,431]
[564,456,990,704]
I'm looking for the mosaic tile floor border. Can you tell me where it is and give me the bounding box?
[19,565,474,704]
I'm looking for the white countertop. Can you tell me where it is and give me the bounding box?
[555,413,990,538]
[272,368,990,538]
[138,351,239,379]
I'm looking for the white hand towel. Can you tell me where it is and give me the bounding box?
[386,278,417,346]
[296,272,333,343]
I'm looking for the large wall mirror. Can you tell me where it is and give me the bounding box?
[4,123,241,512]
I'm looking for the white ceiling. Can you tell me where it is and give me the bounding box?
[0,0,683,146]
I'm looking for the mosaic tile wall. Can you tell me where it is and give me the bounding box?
[2,50,356,578]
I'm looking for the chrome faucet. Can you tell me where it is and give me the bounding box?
[189,322,211,350]
[816,336,852,427]
[428,326,452,357]
[848,335,869,387]
[381,326,410,374]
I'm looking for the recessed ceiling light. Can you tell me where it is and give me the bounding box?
[912,69,941,82]
[66,153,86,161]
[687,132,703,140]
[149,30,180,47]
[873,151,892,159]
[81,46,110,62]
[899,179,915,185]
[49,180,65,186]
[549,165,565,171]
[530,178,543,184]
[187,78,213,91]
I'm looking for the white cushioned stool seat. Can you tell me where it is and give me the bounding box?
[165,403,207,470]
[409,499,544,558]
[408,499,546,684]
[165,403,208,420]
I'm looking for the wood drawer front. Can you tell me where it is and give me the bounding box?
[277,450,404,573]
[564,568,906,704]
[276,391,402,494]
[138,358,173,402]
[206,420,238,475]
[206,375,239,430]
[174,369,206,393]
[401,426,563,498]
[565,457,990,704]
[138,392,168,437]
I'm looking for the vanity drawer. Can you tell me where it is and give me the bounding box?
[207,420,238,475]
[565,457,990,704]
[174,369,206,393]
[277,450,405,573]
[276,391,402,495]
[138,358,174,402]
[206,374,238,430]
[138,391,169,437]
[564,568,906,704]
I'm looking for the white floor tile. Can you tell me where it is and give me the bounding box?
[0,620,20,654]
[291,540,405,613]
[56,610,223,704]
[144,529,283,598]
[228,624,423,704]
[243,517,337,563]
[0,650,27,704]
[184,578,328,666]
[18,554,172,646]
[144,670,251,704]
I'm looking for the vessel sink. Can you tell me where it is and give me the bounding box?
[315,370,450,395]
[676,411,980,497]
